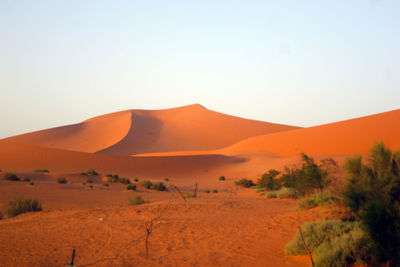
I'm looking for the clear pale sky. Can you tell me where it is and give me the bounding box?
[1,0,399,138]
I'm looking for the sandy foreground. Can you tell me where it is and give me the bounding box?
[0,177,326,267]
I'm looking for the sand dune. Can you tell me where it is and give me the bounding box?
[3,104,299,156]
[219,109,400,157]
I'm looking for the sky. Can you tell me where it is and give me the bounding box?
[0,0,399,138]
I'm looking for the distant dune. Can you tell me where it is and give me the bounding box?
[3,104,299,155]
[219,109,400,157]
[0,106,399,179]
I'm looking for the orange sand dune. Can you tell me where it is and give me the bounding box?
[219,109,400,157]
[0,140,244,180]
[3,104,299,155]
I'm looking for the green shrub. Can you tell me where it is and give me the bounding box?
[134,177,139,182]
[126,184,136,191]
[204,189,210,193]
[81,169,98,176]
[86,178,93,183]
[296,191,337,210]
[151,182,167,191]
[257,169,281,190]
[128,195,146,206]
[139,180,153,189]
[118,177,131,184]
[29,182,34,186]
[266,187,300,199]
[89,185,93,189]
[86,169,98,175]
[57,177,67,184]
[184,192,196,198]
[265,191,277,198]
[342,142,400,265]
[2,172,20,181]
[286,220,371,267]
[213,189,218,193]
[34,169,49,173]
[235,178,255,188]
[219,176,226,181]
[7,197,42,217]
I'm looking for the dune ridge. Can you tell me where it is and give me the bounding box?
[3,104,299,156]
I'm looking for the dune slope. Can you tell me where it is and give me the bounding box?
[220,109,400,157]
[3,104,299,156]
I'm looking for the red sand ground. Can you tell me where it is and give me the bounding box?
[0,106,399,266]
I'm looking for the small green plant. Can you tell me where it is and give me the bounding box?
[213,189,218,193]
[57,177,67,184]
[204,189,210,193]
[266,187,300,199]
[81,169,98,176]
[184,192,196,198]
[296,191,337,210]
[285,220,371,267]
[139,180,153,189]
[128,195,146,205]
[2,172,20,181]
[151,182,167,191]
[219,176,226,181]
[34,169,49,173]
[86,178,93,183]
[105,174,119,183]
[89,185,93,189]
[7,197,42,217]
[235,178,254,188]
[134,177,139,182]
[118,177,131,184]
[126,184,137,191]
[29,182,34,186]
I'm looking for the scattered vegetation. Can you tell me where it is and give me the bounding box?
[7,197,42,217]
[57,177,67,184]
[128,195,146,206]
[29,182,34,186]
[219,176,226,181]
[34,169,49,173]
[296,191,337,210]
[139,180,153,189]
[126,184,137,191]
[118,177,131,184]
[134,177,139,182]
[81,169,98,176]
[235,178,255,188]
[204,189,210,193]
[266,187,301,199]
[139,180,167,191]
[2,172,20,181]
[151,182,167,191]
[184,192,196,198]
[285,220,371,267]
[212,189,218,193]
[88,185,93,189]
[86,178,93,184]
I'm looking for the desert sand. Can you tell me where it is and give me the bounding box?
[0,105,399,266]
